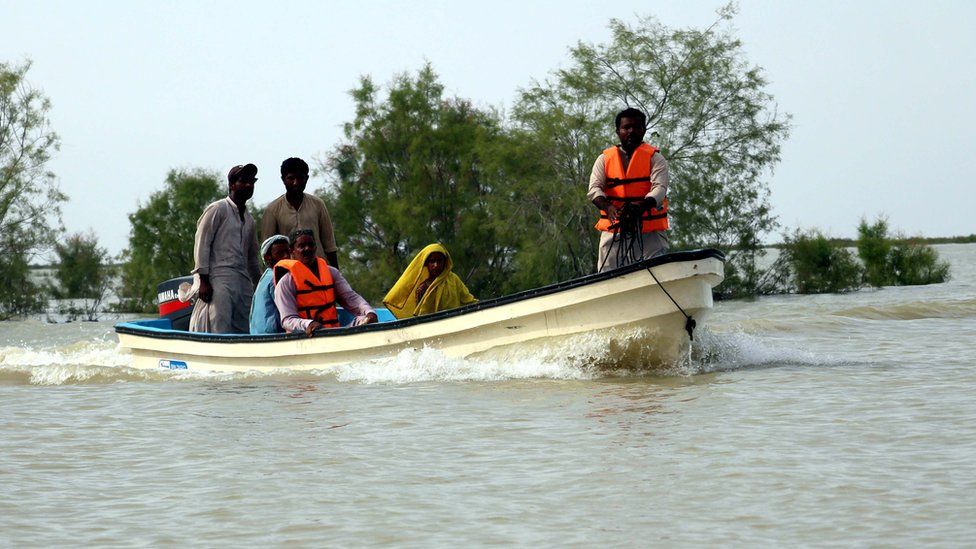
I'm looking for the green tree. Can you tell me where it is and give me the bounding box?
[513,5,789,297]
[857,216,894,286]
[51,231,115,320]
[857,215,950,287]
[319,66,525,301]
[0,60,65,318]
[0,234,48,318]
[764,229,863,294]
[477,132,588,291]
[118,168,222,312]
[889,241,950,286]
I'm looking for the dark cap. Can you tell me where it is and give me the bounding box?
[227,163,258,183]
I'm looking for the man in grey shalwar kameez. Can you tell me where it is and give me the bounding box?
[189,163,262,334]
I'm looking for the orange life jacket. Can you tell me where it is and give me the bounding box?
[274,258,340,328]
[595,143,669,233]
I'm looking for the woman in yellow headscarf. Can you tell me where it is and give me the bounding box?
[383,243,477,319]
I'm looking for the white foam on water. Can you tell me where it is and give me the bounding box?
[0,342,128,385]
[331,326,712,384]
[690,326,832,374]
[0,352,298,386]
[0,341,241,385]
[19,364,154,385]
[0,342,131,368]
[332,344,598,384]
[0,322,840,386]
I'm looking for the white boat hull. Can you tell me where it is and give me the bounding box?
[116,251,724,372]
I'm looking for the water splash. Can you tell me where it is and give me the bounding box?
[690,326,831,374]
[333,344,598,385]
[0,323,841,386]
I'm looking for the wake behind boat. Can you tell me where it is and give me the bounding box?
[115,249,725,372]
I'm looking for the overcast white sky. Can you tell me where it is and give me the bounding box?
[2,0,973,256]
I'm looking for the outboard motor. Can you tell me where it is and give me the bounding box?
[157,275,194,331]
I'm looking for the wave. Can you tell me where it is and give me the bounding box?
[0,325,842,386]
[834,298,976,321]
[0,343,306,386]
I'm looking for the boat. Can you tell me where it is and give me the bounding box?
[115,249,725,372]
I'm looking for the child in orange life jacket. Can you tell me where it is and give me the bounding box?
[273,229,377,336]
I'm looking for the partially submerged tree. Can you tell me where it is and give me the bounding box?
[513,4,790,296]
[51,231,115,320]
[321,6,790,300]
[888,241,950,286]
[762,229,863,294]
[320,66,525,301]
[760,215,951,295]
[0,60,65,318]
[857,215,950,287]
[857,216,894,287]
[118,169,222,312]
[0,233,48,318]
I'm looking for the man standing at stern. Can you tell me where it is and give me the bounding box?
[588,108,670,272]
[261,157,339,268]
[189,163,262,334]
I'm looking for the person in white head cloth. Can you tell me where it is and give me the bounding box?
[249,234,290,334]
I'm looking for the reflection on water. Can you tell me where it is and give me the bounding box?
[586,384,674,419]
[284,383,320,400]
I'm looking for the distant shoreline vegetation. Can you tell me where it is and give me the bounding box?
[765,234,976,249]
[27,236,976,269]
[746,216,953,297]
[17,221,962,315]
[26,235,975,270]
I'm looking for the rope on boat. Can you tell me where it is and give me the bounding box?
[603,204,697,341]
[644,266,697,341]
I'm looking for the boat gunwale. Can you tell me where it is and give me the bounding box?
[115,248,725,344]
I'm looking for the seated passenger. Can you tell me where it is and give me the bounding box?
[382,243,477,320]
[249,234,291,334]
[273,229,377,336]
